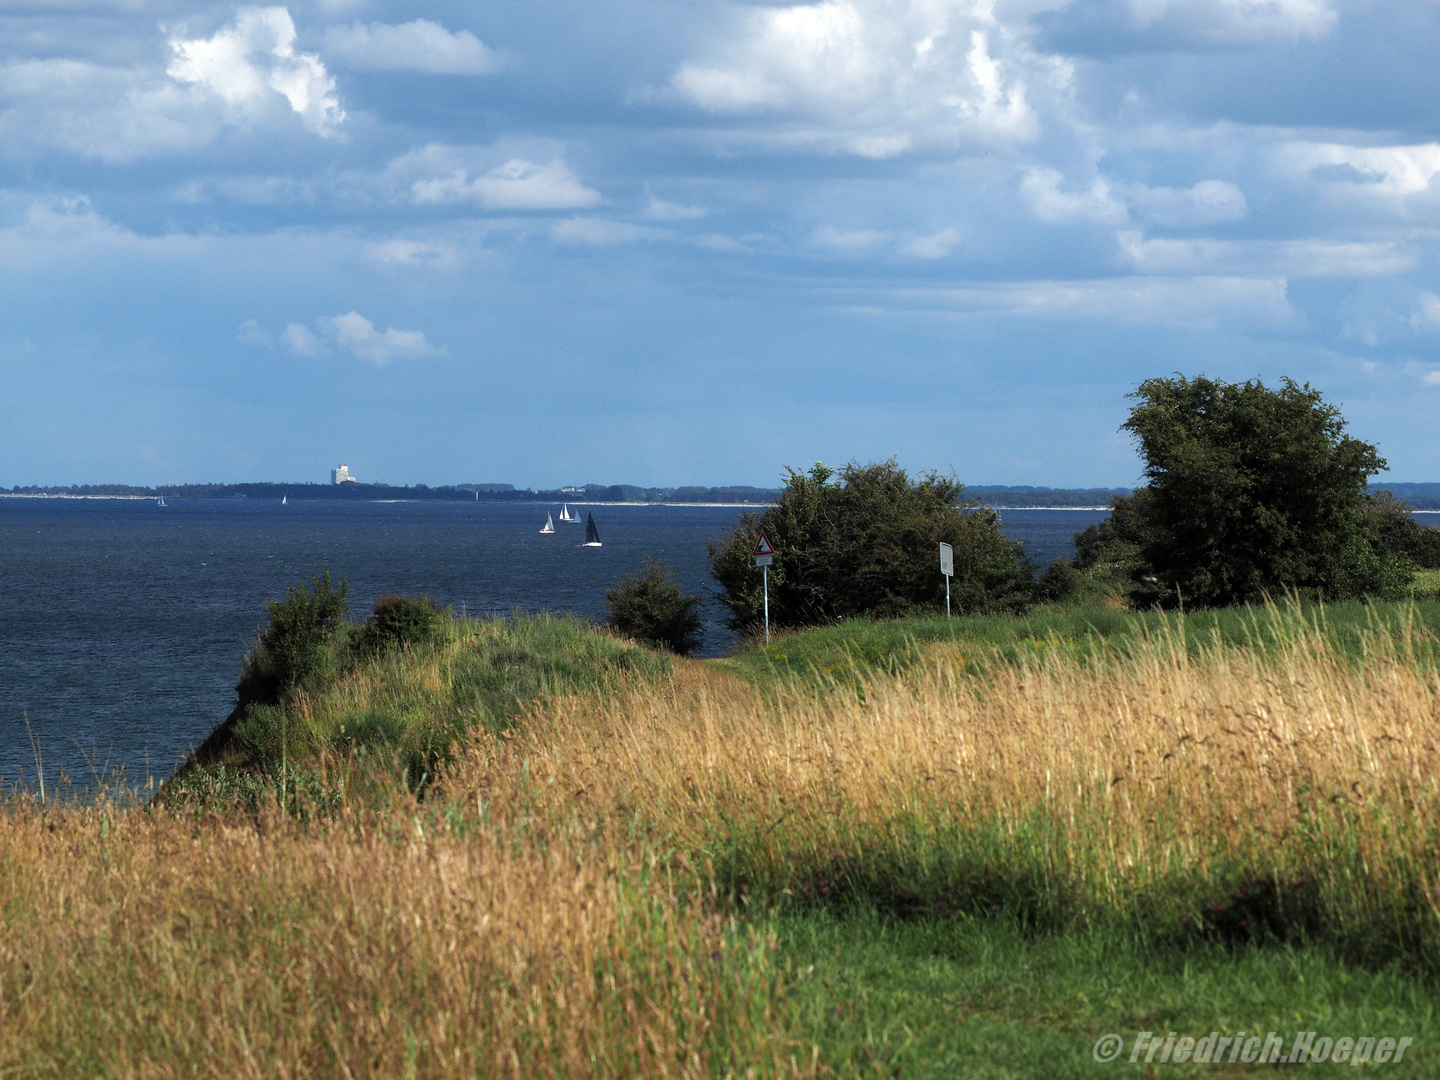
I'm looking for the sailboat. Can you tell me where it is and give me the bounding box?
[281,494,287,505]
[539,513,555,534]
[559,503,576,523]
[156,494,166,507]
[582,512,602,547]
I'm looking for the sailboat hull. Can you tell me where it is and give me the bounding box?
[582,512,602,546]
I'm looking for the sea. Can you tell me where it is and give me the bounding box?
[0,498,1106,788]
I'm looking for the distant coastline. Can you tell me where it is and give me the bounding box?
[4,481,1438,510]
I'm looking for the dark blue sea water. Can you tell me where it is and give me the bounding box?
[0,499,1107,787]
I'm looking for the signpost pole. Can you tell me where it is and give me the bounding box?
[763,565,770,645]
[754,532,775,646]
[939,542,954,619]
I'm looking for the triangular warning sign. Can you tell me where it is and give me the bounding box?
[753,533,776,558]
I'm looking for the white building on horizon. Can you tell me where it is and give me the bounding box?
[332,464,357,485]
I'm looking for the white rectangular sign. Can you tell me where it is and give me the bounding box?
[755,554,773,567]
[939,542,953,577]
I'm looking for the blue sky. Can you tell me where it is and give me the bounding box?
[2,0,1439,488]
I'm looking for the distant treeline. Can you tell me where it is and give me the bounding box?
[1374,483,1440,510]
[8,480,1438,509]
[969,484,1440,510]
[966,486,1132,508]
[1,482,785,504]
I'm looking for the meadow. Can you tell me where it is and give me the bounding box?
[5,600,1440,1076]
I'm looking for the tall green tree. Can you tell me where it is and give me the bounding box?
[709,460,1033,631]
[1092,375,1409,607]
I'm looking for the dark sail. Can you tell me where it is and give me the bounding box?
[583,512,601,546]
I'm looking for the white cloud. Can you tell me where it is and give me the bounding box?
[410,158,602,210]
[323,20,503,75]
[551,218,667,245]
[1282,142,1440,197]
[849,133,913,158]
[1021,167,1128,225]
[1413,292,1440,330]
[1127,180,1248,227]
[664,0,1047,150]
[1024,170,1247,230]
[1124,0,1337,44]
[643,198,708,221]
[362,239,461,270]
[168,6,344,135]
[1117,232,1417,278]
[811,225,894,252]
[317,311,438,365]
[237,318,272,345]
[695,233,749,253]
[273,310,441,363]
[1424,370,1440,387]
[0,196,205,266]
[875,275,1294,329]
[281,321,326,356]
[899,228,960,258]
[0,59,223,162]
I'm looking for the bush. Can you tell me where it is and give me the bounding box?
[708,461,1034,632]
[1079,376,1410,608]
[1420,530,1440,571]
[606,557,704,655]
[1372,491,1440,570]
[1035,560,1084,604]
[236,570,350,704]
[357,594,447,656]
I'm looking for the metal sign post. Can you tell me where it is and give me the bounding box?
[939,542,954,618]
[754,533,775,644]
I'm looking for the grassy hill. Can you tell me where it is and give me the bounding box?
[7,598,1440,1076]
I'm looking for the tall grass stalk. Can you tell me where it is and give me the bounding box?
[448,602,1440,969]
[23,711,44,804]
[0,796,808,1078]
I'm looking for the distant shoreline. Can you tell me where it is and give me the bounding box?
[5,493,1438,512]
[0,494,1118,510]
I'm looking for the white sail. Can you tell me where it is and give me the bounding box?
[560,503,575,522]
[540,513,555,534]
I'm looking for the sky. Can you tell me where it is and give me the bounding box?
[2,0,1440,489]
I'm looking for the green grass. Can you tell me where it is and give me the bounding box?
[715,597,1440,691]
[157,596,1440,1071]
[703,601,1440,1073]
[772,911,1438,1078]
[164,611,670,805]
[1414,568,1440,598]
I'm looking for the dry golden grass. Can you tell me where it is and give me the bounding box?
[448,608,1440,953]
[0,798,807,1079]
[9,605,1440,1077]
